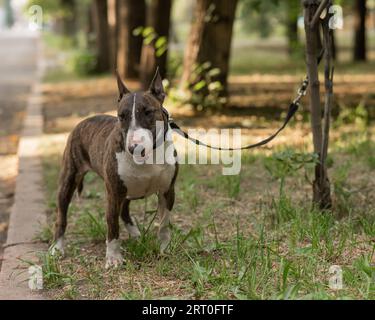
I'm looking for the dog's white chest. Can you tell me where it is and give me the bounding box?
[115,151,175,200]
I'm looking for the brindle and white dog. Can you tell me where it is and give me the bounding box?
[51,70,178,268]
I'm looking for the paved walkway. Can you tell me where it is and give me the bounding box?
[0,30,38,268]
[0,30,46,299]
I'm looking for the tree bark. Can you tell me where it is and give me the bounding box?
[108,0,118,71]
[117,0,146,79]
[303,0,332,210]
[181,0,238,96]
[353,0,367,61]
[93,0,110,73]
[320,4,334,210]
[140,0,173,90]
[4,0,14,28]
[332,30,337,60]
[60,0,77,37]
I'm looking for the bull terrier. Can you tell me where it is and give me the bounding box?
[51,70,178,268]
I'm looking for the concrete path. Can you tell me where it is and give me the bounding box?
[0,30,46,299]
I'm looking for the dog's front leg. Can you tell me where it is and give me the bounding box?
[157,195,171,254]
[157,185,175,254]
[105,185,123,269]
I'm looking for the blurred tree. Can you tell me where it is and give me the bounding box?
[332,30,337,60]
[93,0,110,72]
[238,0,278,37]
[4,0,14,28]
[353,0,367,61]
[107,0,118,71]
[117,0,146,79]
[239,0,303,57]
[140,0,173,90]
[60,0,77,37]
[181,0,238,98]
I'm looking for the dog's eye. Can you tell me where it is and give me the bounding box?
[145,109,154,117]
[118,114,125,121]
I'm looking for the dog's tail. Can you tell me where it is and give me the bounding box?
[76,175,85,199]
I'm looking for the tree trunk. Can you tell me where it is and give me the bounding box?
[93,0,110,73]
[108,0,118,71]
[60,0,77,37]
[321,3,334,210]
[140,0,173,90]
[181,0,238,96]
[353,0,367,61]
[303,0,332,210]
[117,0,146,79]
[332,30,337,60]
[86,3,96,50]
[4,0,14,28]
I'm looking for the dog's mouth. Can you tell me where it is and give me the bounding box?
[124,123,169,164]
[132,146,149,163]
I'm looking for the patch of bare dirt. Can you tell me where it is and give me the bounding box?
[42,72,375,137]
[0,155,18,267]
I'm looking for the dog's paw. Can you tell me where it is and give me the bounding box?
[125,224,141,239]
[159,239,170,256]
[105,239,123,269]
[105,253,124,269]
[158,229,171,255]
[50,238,65,257]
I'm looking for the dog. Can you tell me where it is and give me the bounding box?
[51,69,178,268]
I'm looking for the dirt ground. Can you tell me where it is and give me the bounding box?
[0,90,28,264]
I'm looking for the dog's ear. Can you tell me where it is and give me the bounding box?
[148,67,165,104]
[116,70,130,102]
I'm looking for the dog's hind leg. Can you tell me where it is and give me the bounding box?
[51,159,78,256]
[121,199,141,238]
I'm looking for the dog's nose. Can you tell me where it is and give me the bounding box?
[128,144,137,154]
[128,144,146,157]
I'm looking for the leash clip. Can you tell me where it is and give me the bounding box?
[297,78,309,96]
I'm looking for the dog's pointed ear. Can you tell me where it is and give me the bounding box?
[148,67,165,103]
[116,69,130,101]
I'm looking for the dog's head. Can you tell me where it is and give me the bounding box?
[116,69,168,161]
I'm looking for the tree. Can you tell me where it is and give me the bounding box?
[181,0,238,97]
[238,0,277,38]
[353,0,367,61]
[60,0,77,37]
[303,0,333,210]
[117,0,146,79]
[107,0,118,71]
[93,0,110,72]
[139,0,173,90]
[4,0,14,28]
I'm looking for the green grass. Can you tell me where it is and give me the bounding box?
[38,128,375,300]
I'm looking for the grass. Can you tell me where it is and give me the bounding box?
[36,37,374,299]
[37,125,375,300]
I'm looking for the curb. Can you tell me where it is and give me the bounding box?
[0,35,47,300]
